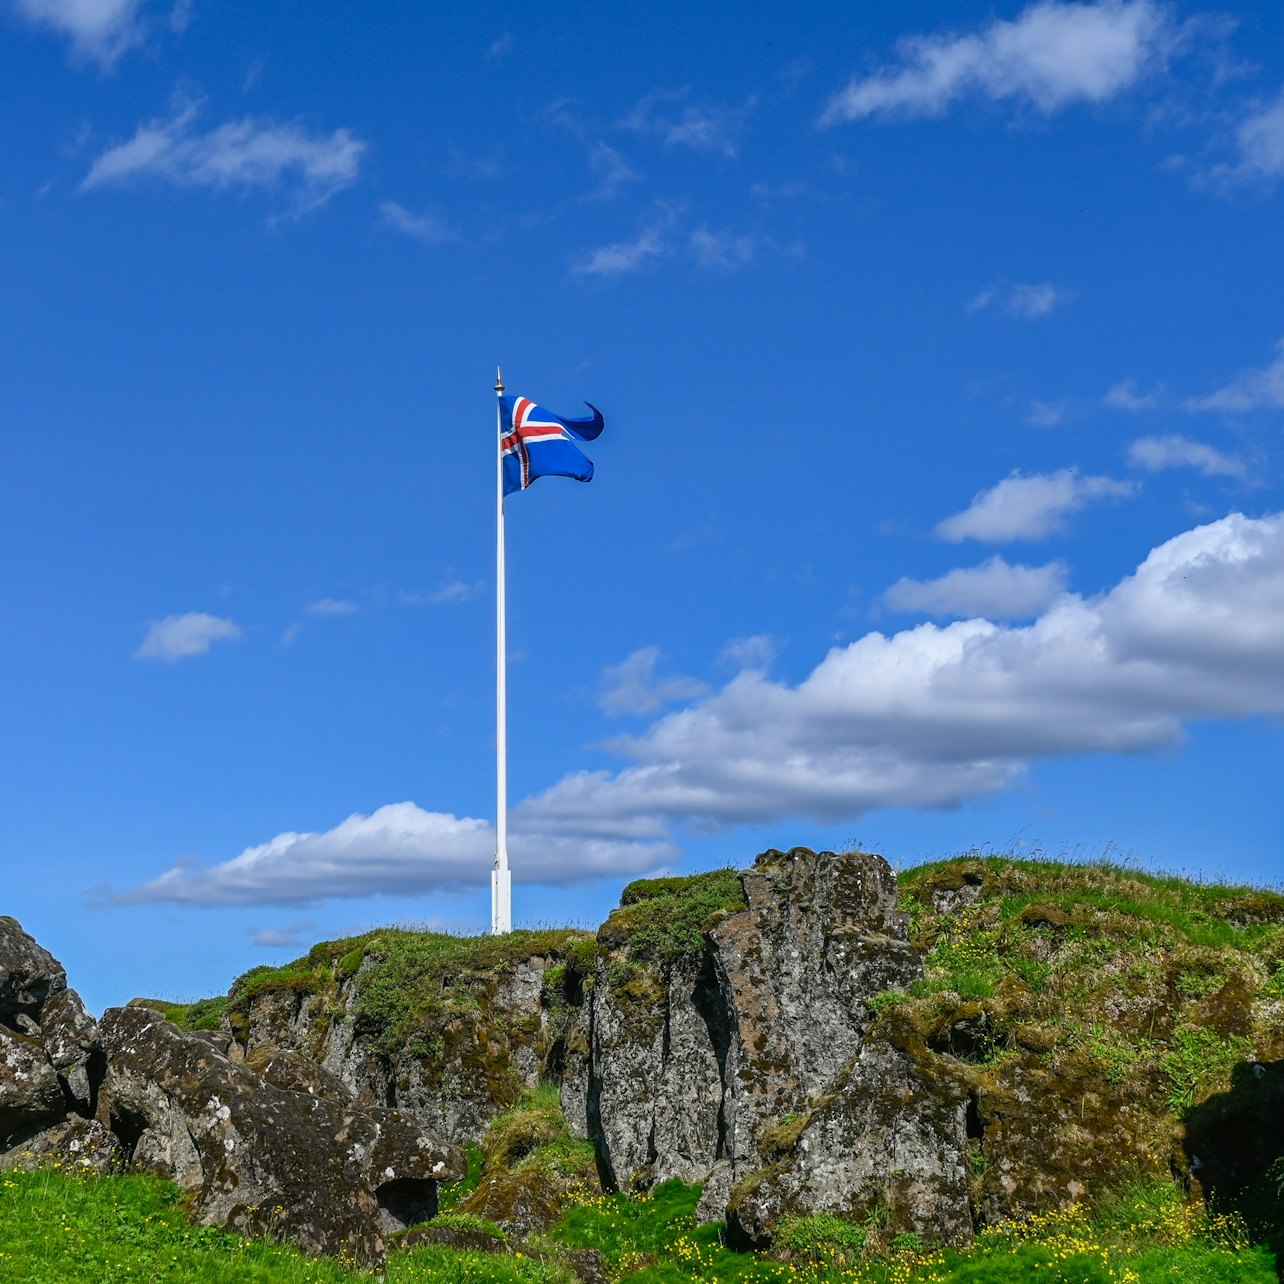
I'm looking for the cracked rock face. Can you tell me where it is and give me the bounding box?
[574,848,971,1245]
[99,1005,467,1266]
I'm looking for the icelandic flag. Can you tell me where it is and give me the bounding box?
[500,395,604,498]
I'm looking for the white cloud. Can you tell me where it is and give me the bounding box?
[970,281,1070,319]
[1106,378,1163,410]
[399,581,485,606]
[12,0,147,66]
[689,227,756,271]
[937,468,1136,542]
[135,612,241,661]
[487,32,513,60]
[822,0,1170,124]
[83,102,366,214]
[600,646,708,717]
[380,201,456,246]
[307,598,359,616]
[1128,434,1246,478]
[119,514,1284,905]
[718,634,778,670]
[884,556,1069,618]
[572,226,669,276]
[1186,338,1284,413]
[114,801,674,907]
[521,512,1284,831]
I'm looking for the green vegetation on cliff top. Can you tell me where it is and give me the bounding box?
[219,926,594,1056]
[883,851,1284,1113]
[599,866,747,963]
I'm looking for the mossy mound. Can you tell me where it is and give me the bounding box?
[877,852,1284,1224]
[596,867,747,964]
[457,1083,601,1237]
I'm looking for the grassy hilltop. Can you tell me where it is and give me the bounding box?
[9,850,1281,1282]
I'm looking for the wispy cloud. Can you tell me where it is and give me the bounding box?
[588,142,641,200]
[821,0,1171,124]
[937,468,1136,542]
[623,90,754,157]
[1186,337,1284,413]
[1127,434,1247,478]
[399,580,485,606]
[572,225,670,277]
[306,598,360,616]
[884,555,1069,619]
[599,647,707,717]
[487,32,513,60]
[83,101,366,215]
[689,226,756,271]
[135,612,241,661]
[1027,398,1070,427]
[1106,378,1164,410]
[379,201,456,246]
[969,281,1071,319]
[718,634,778,671]
[13,0,150,67]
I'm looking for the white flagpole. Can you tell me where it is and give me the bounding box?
[492,367,512,934]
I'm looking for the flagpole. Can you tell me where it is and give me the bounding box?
[493,367,512,934]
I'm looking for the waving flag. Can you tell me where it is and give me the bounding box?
[500,395,605,497]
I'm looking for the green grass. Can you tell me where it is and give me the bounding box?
[544,1176,1277,1283]
[0,1157,1276,1283]
[126,995,229,1033]
[0,1169,577,1282]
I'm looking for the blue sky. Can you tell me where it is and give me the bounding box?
[4,0,1283,1013]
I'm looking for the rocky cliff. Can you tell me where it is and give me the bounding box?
[5,846,1284,1266]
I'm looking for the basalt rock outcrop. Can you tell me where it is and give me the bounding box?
[574,848,972,1246]
[12,845,1283,1264]
[209,850,977,1248]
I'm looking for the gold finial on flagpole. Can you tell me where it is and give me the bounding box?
[495,366,505,394]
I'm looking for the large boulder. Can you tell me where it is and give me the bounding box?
[98,1005,466,1265]
[0,917,105,1158]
